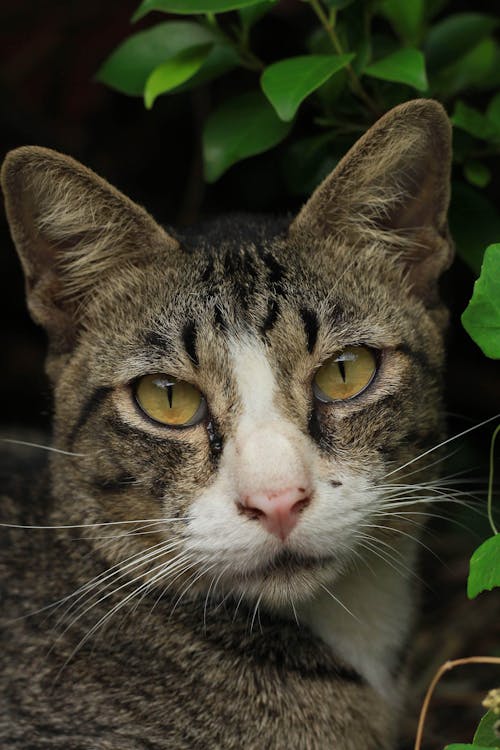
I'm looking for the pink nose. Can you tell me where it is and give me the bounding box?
[237,486,312,541]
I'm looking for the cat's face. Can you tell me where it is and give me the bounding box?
[2,100,453,608]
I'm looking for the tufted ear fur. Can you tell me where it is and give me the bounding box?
[1,146,179,354]
[289,99,453,306]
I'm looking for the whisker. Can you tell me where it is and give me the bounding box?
[55,551,196,677]
[170,561,217,619]
[383,414,500,479]
[52,544,185,637]
[355,532,426,584]
[359,522,442,561]
[0,517,187,530]
[317,582,359,622]
[1,437,88,457]
[250,591,264,634]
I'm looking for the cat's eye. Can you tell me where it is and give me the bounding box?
[313,346,377,402]
[135,374,206,427]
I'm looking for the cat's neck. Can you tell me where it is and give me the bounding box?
[296,541,418,703]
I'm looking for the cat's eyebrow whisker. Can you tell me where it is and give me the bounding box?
[382,413,500,479]
[1,437,88,457]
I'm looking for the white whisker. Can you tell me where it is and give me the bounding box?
[383,414,500,478]
[1,437,87,457]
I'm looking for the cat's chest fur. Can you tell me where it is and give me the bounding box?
[1,99,453,749]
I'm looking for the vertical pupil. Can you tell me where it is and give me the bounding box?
[337,360,346,383]
[166,383,173,408]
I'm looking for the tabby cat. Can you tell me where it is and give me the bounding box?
[0,99,452,749]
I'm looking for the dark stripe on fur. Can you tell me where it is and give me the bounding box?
[106,417,192,464]
[89,474,137,493]
[396,343,440,378]
[300,307,319,353]
[182,321,199,366]
[214,305,228,331]
[144,330,173,353]
[69,386,111,447]
[261,298,280,334]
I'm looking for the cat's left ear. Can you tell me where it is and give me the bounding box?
[1,146,179,353]
[289,99,453,305]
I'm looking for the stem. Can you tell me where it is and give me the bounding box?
[308,0,379,116]
[487,423,500,535]
[414,656,500,750]
[202,14,263,72]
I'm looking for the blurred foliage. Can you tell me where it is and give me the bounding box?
[98,0,500,275]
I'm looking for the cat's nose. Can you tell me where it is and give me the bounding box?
[237,486,312,541]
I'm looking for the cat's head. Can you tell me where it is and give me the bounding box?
[2,100,452,608]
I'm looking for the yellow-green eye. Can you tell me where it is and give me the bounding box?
[313,346,377,402]
[135,374,206,427]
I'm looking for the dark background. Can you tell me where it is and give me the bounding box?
[1,2,499,748]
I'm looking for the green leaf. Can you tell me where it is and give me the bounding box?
[203,91,292,182]
[464,161,492,189]
[452,101,499,142]
[445,745,497,750]
[430,37,498,97]
[144,43,212,108]
[261,54,355,122]
[239,0,275,29]
[467,533,500,598]
[96,21,216,95]
[474,710,500,748]
[424,13,499,72]
[450,184,500,276]
[364,48,427,90]
[462,244,500,359]
[133,0,263,21]
[176,43,240,91]
[378,0,424,45]
[487,92,500,128]
[424,0,450,22]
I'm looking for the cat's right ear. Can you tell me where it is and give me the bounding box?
[289,99,453,307]
[1,146,179,353]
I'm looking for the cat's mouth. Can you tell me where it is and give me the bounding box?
[248,549,336,578]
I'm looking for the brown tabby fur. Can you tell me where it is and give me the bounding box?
[1,99,452,749]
